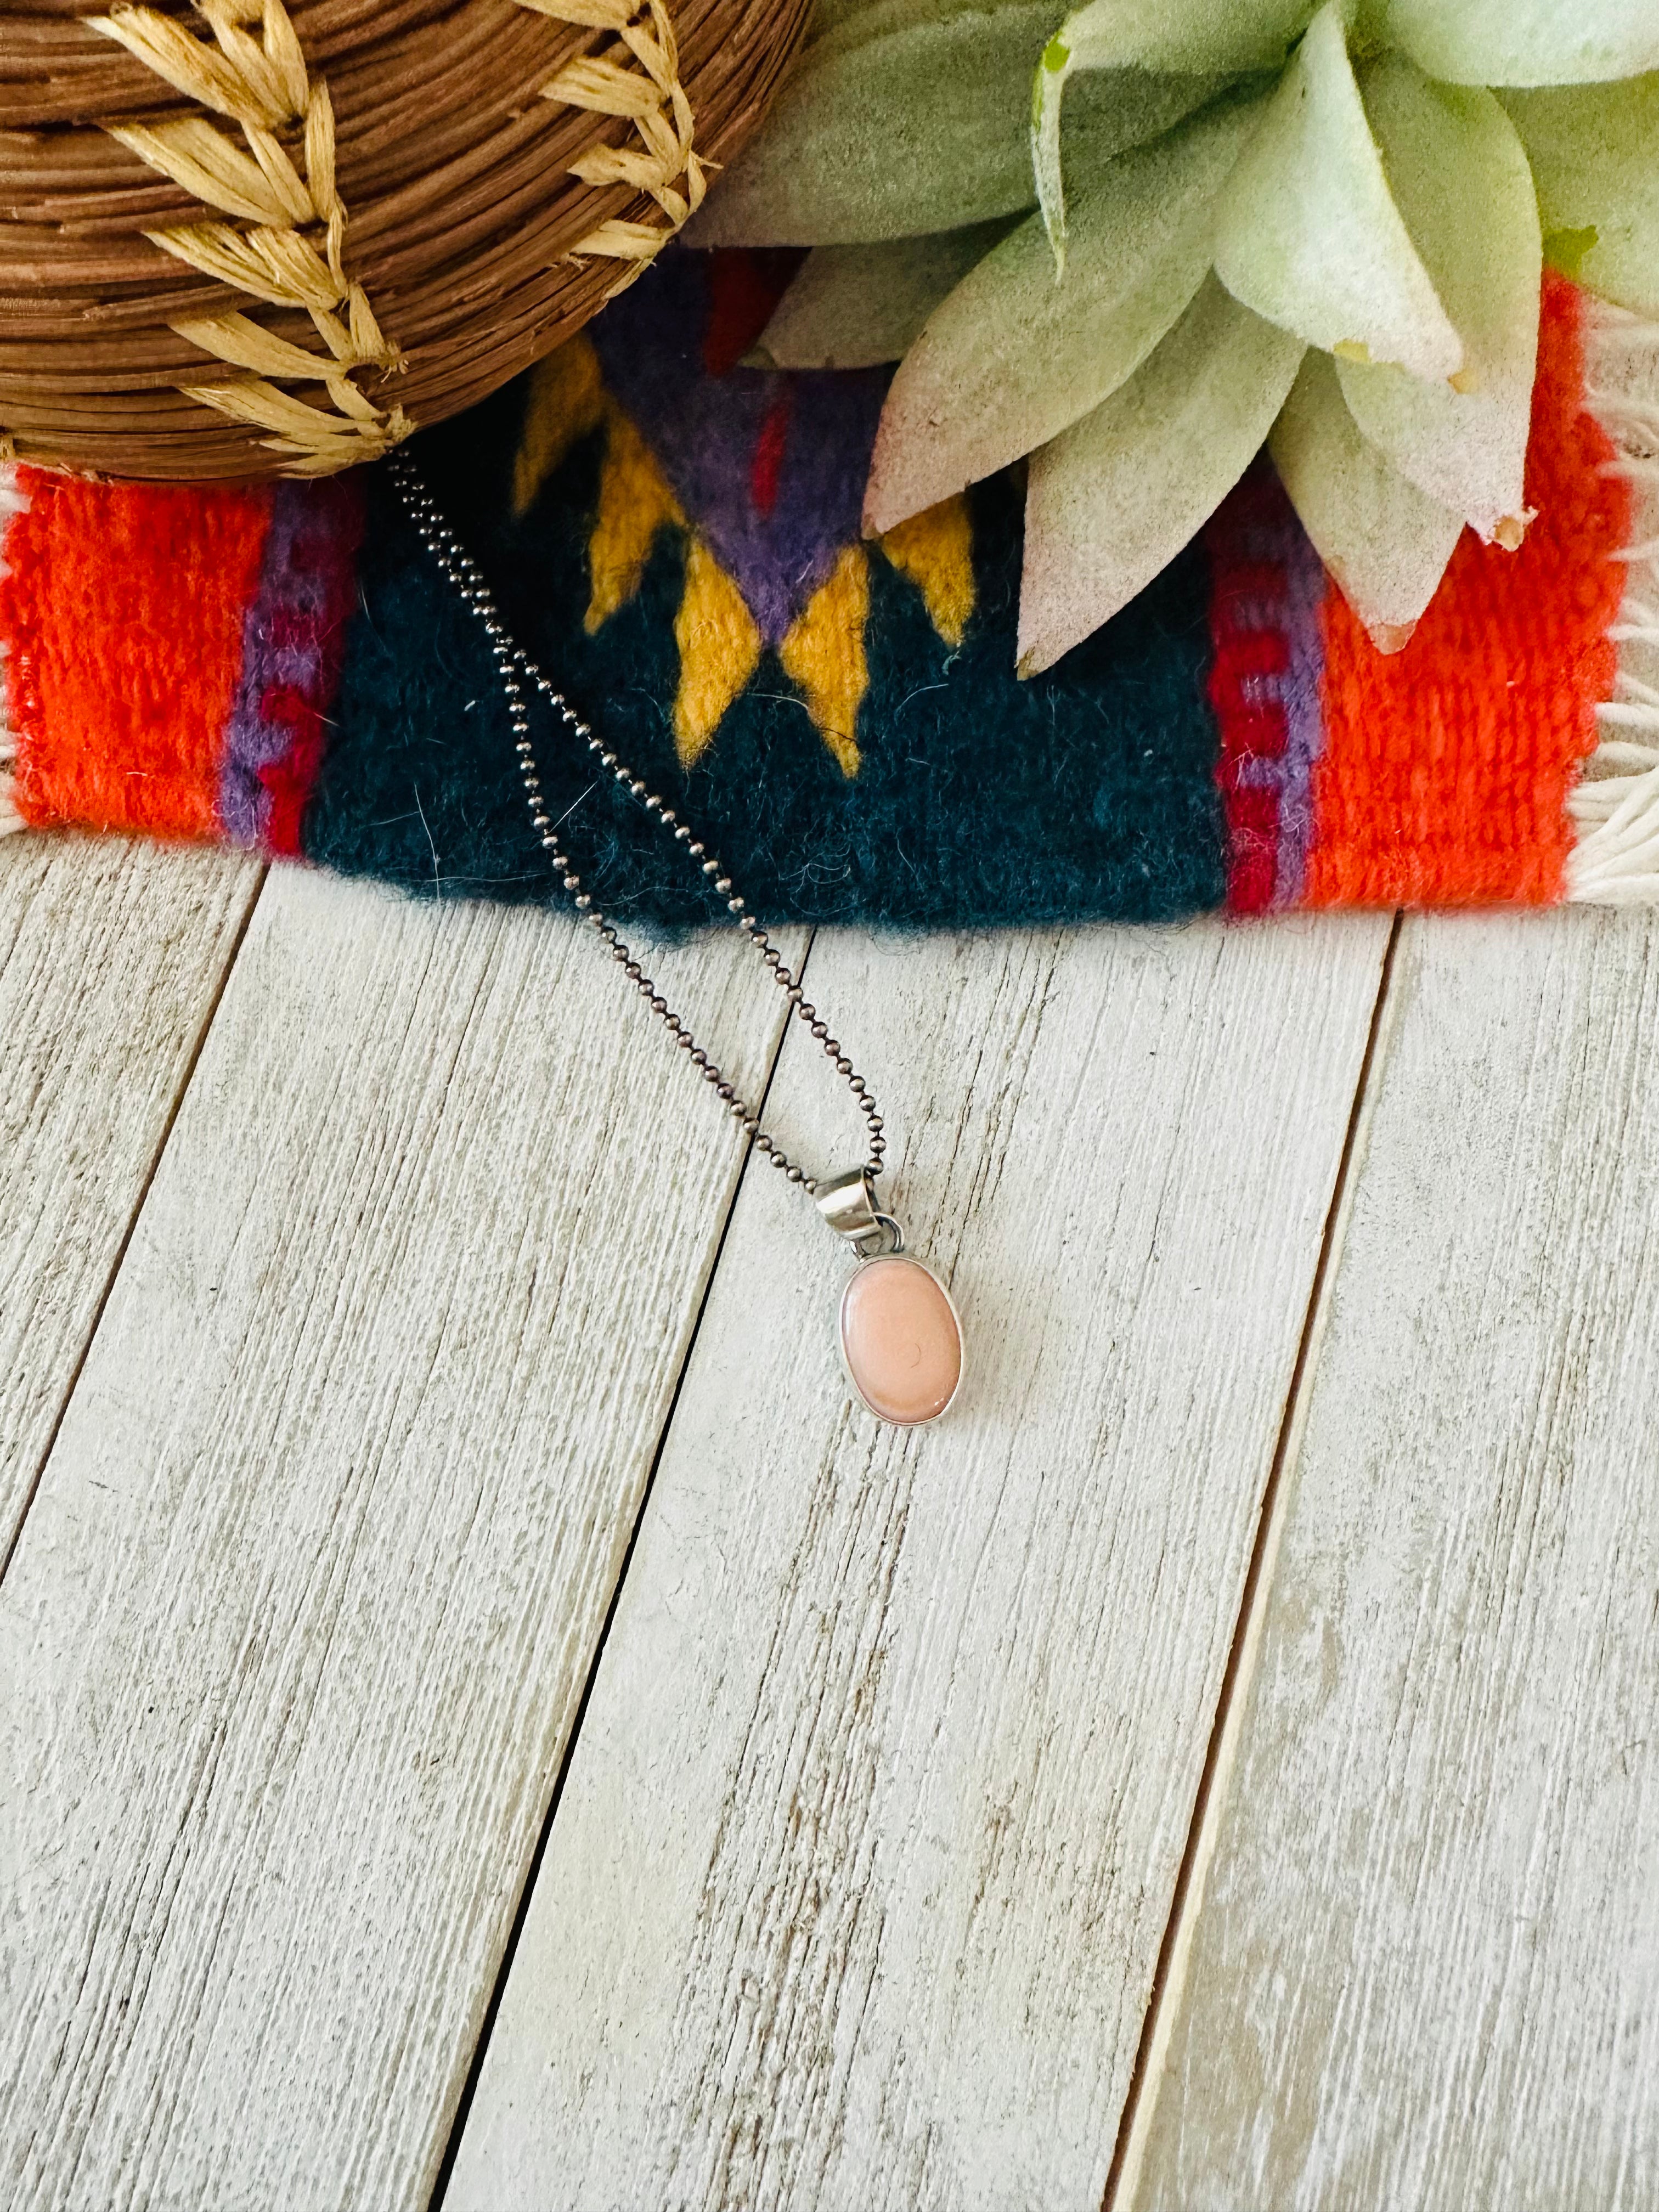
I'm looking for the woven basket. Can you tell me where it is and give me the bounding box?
[0,0,809,482]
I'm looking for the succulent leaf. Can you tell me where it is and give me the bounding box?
[691,4,1058,245]
[1018,277,1306,674]
[1212,3,1464,382]
[693,4,1220,247]
[809,0,1047,56]
[866,99,1267,532]
[1271,351,1465,650]
[1334,61,1540,545]
[1031,0,1309,253]
[808,0,926,44]
[808,0,904,44]
[709,0,1659,670]
[1501,77,1659,316]
[756,223,1018,369]
[1035,0,1311,77]
[1378,0,1659,87]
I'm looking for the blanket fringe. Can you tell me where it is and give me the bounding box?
[1568,304,1659,902]
[0,462,26,836]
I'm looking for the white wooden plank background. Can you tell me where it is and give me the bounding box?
[8,855,1656,2212]
[0,867,802,2212]
[442,914,1393,2212]
[0,837,259,1560]
[1119,907,1659,2212]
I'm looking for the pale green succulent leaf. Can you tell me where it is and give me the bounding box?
[1271,351,1465,648]
[1018,277,1306,675]
[808,0,914,46]
[865,99,1268,532]
[1034,0,1311,77]
[691,4,1057,245]
[1212,1,1464,382]
[1034,64,1237,266]
[1334,61,1540,543]
[692,4,1217,246]
[809,0,1049,58]
[1379,0,1659,87]
[1031,0,1308,254]
[1501,76,1659,316]
[807,0,902,46]
[755,224,1018,369]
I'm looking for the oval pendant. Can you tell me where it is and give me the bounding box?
[840,1254,963,1426]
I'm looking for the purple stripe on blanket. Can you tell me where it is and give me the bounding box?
[1272,521,1329,908]
[220,476,364,853]
[1221,475,1330,909]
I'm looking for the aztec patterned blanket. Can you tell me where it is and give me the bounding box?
[3,252,1656,927]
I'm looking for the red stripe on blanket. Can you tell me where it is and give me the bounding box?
[2,470,270,841]
[1305,274,1630,907]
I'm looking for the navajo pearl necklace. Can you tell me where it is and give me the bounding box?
[391,452,962,1427]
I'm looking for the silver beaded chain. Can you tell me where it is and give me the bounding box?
[390,450,885,1199]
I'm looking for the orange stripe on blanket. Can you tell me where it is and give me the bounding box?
[3,469,270,840]
[1304,274,1630,907]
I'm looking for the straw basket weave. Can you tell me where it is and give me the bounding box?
[0,0,810,481]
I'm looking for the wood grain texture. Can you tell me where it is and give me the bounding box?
[1124,908,1659,2212]
[0,868,799,2212]
[445,914,1393,2212]
[0,833,259,1559]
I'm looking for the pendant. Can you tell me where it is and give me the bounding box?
[817,1171,963,1426]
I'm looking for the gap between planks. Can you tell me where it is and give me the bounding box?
[0,874,267,1587]
[424,924,819,2211]
[0,847,267,1579]
[2,869,817,2211]
[1101,908,1406,2212]
[436,910,1398,2210]
[4,881,1390,2209]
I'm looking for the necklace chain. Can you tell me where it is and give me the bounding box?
[390,451,886,1200]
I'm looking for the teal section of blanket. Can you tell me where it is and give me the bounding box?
[306,361,1227,931]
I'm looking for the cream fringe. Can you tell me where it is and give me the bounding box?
[0,462,25,836]
[1567,303,1659,904]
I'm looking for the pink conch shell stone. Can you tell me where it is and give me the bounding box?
[840,1256,962,1425]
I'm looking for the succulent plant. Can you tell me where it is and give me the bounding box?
[695,0,1659,670]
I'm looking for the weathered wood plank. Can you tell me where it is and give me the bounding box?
[1121,907,1659,2212]
[445,913,1393,2211]
[0,868,799,2212]
[0,834,259,1560]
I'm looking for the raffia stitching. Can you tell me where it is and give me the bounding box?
[522,0,706,297]
[89,0,409,473]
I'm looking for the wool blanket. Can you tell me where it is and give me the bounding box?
[3,252,1656,926]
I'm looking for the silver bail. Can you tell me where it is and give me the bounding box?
[816,1169,904,1257]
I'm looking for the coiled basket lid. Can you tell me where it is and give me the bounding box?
[0,0,808,481]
